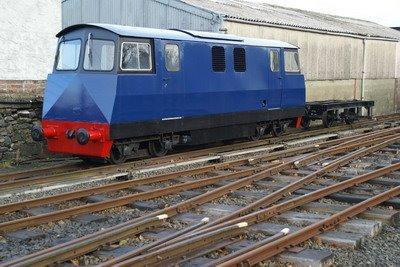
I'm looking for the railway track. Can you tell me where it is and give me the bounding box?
[0,115,398,192]
[0,125,399,266]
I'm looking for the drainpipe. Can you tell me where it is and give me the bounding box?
[361,38,367,100]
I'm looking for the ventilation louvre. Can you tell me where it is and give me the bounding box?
[212,46,226,72]
[234,48,246,72]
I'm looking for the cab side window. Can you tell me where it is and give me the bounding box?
[120,42,152,71]
[165,44,180,72]
[284,50,300,73]
[270,50,280,72]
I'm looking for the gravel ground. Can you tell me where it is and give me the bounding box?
[332,224,400,265]
[0,129,399,265]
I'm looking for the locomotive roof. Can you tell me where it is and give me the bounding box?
[57,23,297,49]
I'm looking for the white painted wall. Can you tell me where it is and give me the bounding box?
[0,0,61,80]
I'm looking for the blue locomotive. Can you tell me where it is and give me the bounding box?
[32,23,308,163]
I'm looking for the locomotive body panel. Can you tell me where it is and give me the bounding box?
[37,23,306,159]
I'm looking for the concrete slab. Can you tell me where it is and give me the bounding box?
[300,202,399,224]
[198,203,241,216]
[93,245,136,258]
[219,144,284,159]
[229,190,268,202]
[225,239,257,253]
[326,192,400,209]
[180,257,215,267]
[174,212,212,224]
[72,213,108,224]
[178,190,204,199]
[313,231,364,249]
[132,185,158,193]
[5,229,45,241]
[278,248,334,267]
[84,194,112,203]
[286,134,338,148]
[252,222,363,249]
[276,211,382,237]
[23,206,57,216]
[129,201,164,211]
[131,156,221,175]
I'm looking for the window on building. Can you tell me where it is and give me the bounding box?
[165,44,180,72]
[234,48,246,72]
[284,50,300,73]
[120,42,152,71]
[212,46,226,72]
[269,50,280,72]
[56,39,81,71]
[84,39,115,71]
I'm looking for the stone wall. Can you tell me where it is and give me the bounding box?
[0,101,44,166]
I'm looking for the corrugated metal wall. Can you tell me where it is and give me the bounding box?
[396,43,400,79]
[61,0,222,31]
[224,21,397,81]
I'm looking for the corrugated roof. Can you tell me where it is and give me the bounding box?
[181,0,400,40]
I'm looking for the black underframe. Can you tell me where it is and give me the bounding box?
[110,107,305,140]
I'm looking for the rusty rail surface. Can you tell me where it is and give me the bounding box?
[0,118,389,191]
[1,129,396,233]
[219,186,400,266]
[3,127,399,267]
[111,162,400,267]
[1,126,387,214]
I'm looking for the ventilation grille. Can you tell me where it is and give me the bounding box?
[212,46,226,72]
[234,48,246,72]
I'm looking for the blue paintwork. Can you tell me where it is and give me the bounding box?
[44,24,306,129]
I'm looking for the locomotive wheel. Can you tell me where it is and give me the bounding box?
[148,140,168,157]
[301,116,311,130]
[109,145,127,164]
[272,121,285,137]
[322,112,334,128]
[249,125,267,141]
[345,110,357,125]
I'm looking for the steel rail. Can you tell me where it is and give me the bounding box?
[0,119,385,191]
[110,160,400,267]
[98,217,211,267]
[0,214,170,267]
[0,137,328,214]
[0,161,83,182]
[5,131,383,232]
[192,133,400,232]
[205,229,290,267]
[89,133,400,267]
[115,222,250,267]
[0,167,260,232]
[2,129,398,266]
[1,127,381,214]
[3,126,386,214]
[219,185,400,267]
[176,161,400,241]
[108,134,400,263]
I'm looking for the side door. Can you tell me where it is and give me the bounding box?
[160,41,184,119]
[267,48,284,109]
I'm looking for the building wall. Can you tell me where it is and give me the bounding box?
[62,0,222,31]
[0,0,61,99]
[224,21,399,115]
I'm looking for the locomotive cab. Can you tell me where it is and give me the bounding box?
[33,24,306,164]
